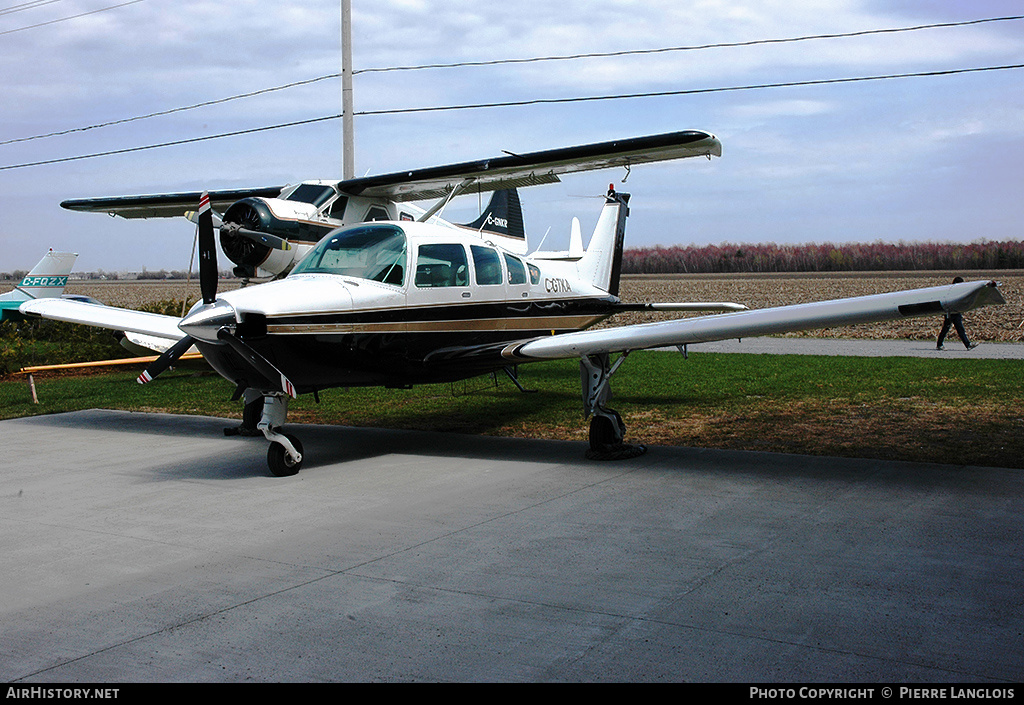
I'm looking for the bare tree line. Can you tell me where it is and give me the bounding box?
[622,240,1024,274]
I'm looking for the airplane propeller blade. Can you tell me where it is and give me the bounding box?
[137,335,195,385]
[197,192,218,305]
[219,222,292,251]
[185,209,223,226]
[216,327,297,398]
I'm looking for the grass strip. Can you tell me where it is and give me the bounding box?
[2,351,1021,468]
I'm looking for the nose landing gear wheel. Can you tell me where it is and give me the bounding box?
[268,434,303,477]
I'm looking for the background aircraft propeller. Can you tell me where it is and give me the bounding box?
[219,221,292,252]
[186,208,291,253]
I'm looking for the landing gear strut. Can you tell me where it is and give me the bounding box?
[258,393,304,476]
[579,352,646,460]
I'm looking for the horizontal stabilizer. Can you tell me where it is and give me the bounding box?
[122,331,198,356]
[612,302,749,313]
[505,280,1004,360]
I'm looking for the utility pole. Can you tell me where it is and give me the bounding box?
[341,0,355,180]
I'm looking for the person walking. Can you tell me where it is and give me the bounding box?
[937,277,978,350]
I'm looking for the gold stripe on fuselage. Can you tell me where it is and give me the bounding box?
[266,314,607,335]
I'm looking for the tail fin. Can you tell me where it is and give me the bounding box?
[2,250,78,303]
[575,186,630,295]
[569,218,584,258]
[460,189,525,243]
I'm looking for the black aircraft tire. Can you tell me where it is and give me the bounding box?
[267,434,304,477]
[586,414,646,461]
[242,395,265,430]
[589,415,617,451]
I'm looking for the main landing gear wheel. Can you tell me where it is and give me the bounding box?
[580,353,646,461]
[267,433,303,477]
[225,392,265,437]
[589,413,619,449]
[586,414,646,461]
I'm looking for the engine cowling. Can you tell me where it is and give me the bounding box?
[219,198,305,278]
[220,199,272,276]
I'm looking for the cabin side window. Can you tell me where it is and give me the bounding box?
[504,254,527,285]
[364,206,391,222]
[471,245,503,286]
[326,196,348,220]
[284,184,336,208]
[415,244,469,288]
[528,263,541,285]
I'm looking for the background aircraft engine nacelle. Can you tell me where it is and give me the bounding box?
[219,198,298,278]
[255,245,300,278]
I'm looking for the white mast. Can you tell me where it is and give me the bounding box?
[341,0,355,180]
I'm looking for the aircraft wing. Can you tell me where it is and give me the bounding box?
[60,187,285,219]
[341,130,721,202]
[503,280,1005,361]
[59,130,721,217]
[19,298,183,342]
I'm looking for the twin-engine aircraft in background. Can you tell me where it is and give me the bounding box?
[22,130,1005,476]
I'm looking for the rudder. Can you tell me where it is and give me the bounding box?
[575,186,630,295]
[460,189,525,243]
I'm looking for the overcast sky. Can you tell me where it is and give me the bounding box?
[2,0,1022,272]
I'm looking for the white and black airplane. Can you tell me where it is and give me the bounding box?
[21,130,1005,475]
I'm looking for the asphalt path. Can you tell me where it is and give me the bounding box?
[1,409,1022,683]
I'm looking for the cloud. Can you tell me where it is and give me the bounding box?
[1,1,1022,269]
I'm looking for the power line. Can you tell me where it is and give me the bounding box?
[3,62,1021,172]
[353,15,1024,74]
[0,0,148,37]
[4,14,1022,146]
[0,114,340,171]
[0,0,69,18]
[0,73,340,146]
[354,63,1024,117]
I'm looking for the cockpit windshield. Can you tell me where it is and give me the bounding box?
[283,184,336,208]
[291,224,406,286]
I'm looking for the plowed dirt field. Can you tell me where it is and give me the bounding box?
[59,271,1024,342]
